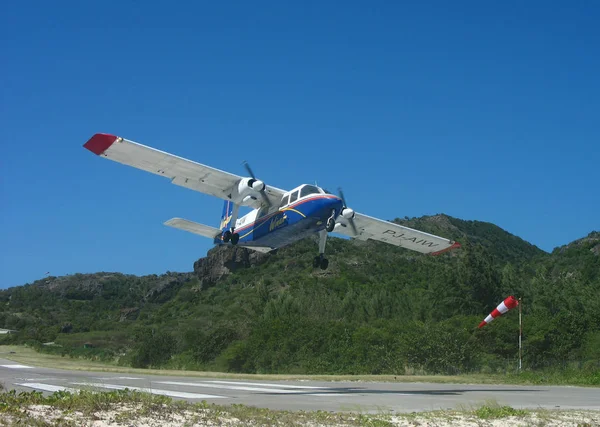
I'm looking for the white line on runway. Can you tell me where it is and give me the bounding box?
[71,382,226,399]
[156,381,355,397]
[92,377,142,380]
[1,364,34,369]
[308,393,357,397]
[157,381,301,394]
[207,380,328,389]
[17,383,78,393]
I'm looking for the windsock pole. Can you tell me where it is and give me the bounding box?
[518,297,522,371]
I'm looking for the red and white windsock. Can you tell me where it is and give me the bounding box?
[478,296,519,328]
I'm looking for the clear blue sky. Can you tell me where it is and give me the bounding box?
[2,1,598,288]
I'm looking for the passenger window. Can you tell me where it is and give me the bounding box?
[289,191,298,204]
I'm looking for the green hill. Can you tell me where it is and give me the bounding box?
[1,215,598,378]
[393,214,546,262]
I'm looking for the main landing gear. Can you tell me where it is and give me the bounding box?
[222,229,240,245]
[313,253,329,270]
[313,228,330,270]
[223,202,241,245]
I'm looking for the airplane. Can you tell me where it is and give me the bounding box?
[83,133,461,269]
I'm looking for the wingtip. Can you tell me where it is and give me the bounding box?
[430,241,462,256]
[164,218,184,226]
[83,133,118,155]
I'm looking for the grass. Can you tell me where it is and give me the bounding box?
[472,400,528,419]
[0,389,598,427]
[1,344,598,387]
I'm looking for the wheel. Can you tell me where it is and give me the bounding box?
[326,218,335,232]
[231,233,240,245]
[313,256,321,268]
[222,230,231,242]
[319,258,329,270]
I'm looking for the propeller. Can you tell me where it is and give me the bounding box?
[337,187,358,236]
[242,160,272,207]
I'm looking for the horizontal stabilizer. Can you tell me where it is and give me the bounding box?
[164,218,221,239]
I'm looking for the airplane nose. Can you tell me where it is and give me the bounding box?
[325,197,343,215]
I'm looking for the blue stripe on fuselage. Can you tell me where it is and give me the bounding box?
[214,195,343,249]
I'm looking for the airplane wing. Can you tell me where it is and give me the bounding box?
[335,212,460,255]
[83,133,286,209]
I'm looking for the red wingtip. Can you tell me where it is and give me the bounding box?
[430,241,462,256]
[478,321,487,328]
[83,133,118,155]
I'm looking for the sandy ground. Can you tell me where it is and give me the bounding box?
[1,404,599,426]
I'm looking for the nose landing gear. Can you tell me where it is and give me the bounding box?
[325,209,336,232]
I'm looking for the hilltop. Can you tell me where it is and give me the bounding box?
[1,214,598,377]
[394,214,545,262]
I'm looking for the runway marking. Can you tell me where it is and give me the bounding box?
[92,377,142,380]
[156,381,355,397]
[207,380,328,389]
[306,393,355,397]
[1,364,34,369]
[17,383,78,393]
[71,382,226,399]
[157,381,303,394]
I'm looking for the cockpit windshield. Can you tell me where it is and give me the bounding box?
[279,185,323,208]
[299,185,321,198]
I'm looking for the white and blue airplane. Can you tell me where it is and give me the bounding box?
[84,133,460,269]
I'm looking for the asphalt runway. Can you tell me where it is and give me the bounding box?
[1,358,599,413]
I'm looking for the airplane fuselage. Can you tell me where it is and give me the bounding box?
[215,191,344,251]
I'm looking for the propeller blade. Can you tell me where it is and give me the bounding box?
[242,160,271,207]
[337,187,347,206]
[242,160,256,179]
[348,218,358,236]
[337,187,357,236]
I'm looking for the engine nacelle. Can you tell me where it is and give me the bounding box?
[341,208,355,219]
[237,177,266,201]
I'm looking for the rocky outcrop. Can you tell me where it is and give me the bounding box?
[193,245,271,290]
[556,231,600,255]
[144,273,192,302]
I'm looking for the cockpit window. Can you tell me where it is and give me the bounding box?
[300,185,321,198]
[289,190,298,204]
[279,194,289,208]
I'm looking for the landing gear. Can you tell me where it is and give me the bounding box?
[313,229,330,270]
[222,230,240,245]
[325,209,336,232]
[313,254,329,270]
[326,217,335,232]
[221,202,241,245]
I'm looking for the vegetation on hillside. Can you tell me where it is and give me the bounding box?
[1,215,598,381]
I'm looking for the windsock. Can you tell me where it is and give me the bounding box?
[478,296,519,328]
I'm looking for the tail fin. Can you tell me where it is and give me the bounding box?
[220,200,234,231]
